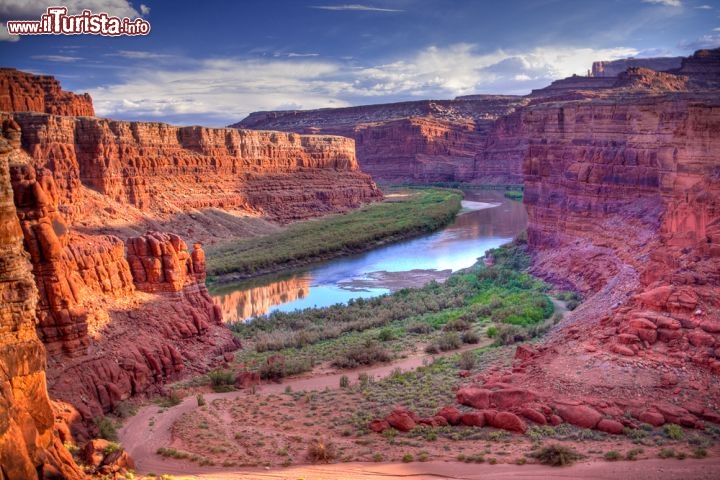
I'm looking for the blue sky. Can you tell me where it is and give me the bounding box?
[2,0,719,126]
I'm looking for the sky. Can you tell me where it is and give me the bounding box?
[1,0,719,127]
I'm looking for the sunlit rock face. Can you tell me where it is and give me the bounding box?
[0,67,94,116]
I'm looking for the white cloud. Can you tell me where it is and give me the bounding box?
[30,54,83,62]
[679,34,720,49]
[89,44,640,126]
[107,50,175,60]
[641,0,682,6]
[0,0,142,20]
[695,4,713,9]
[714,27,720,31]
[310,4,403,12]
[0,27,19,42]
[140,4,151,15]
[286,53,320,57]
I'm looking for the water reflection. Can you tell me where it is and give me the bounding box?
[212,190,527,321]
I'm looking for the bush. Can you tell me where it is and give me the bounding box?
[663,424,684,440]
[407,322,433,334]
[443,319,471,331]
[494,324,527,346]
[339,375,350,388]
[658,448,675,459]
[436,332,462,351]
[461,330,480,344]
[94,416,118,442]
[458,350,476,370]
[157,391,182,407]
[208,369,236,392]
[532,444,584,467]
[626,448,643,460]
[402,453,414,463]
[486,325,498,338]
[332,340,391,369]
[565,300,579,311]
[196,394,206,407]
[306,438,337,463]
[604,451,621,461]
[378,328,396,342]
[424,343,440,354]
[693,447,707,458]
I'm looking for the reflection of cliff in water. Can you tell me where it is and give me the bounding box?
[213,274,311,322]
[453,191,528,239]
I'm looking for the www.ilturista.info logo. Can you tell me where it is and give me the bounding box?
[6,6,150,36]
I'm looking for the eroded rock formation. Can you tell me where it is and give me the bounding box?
[591,56,683,77]
[234,97,529,184]
[513,49,720,425]
[9,112,381,237]
[0,132,83,479]
[0,68,94,116]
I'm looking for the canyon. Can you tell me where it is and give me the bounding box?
[1,47,719,478]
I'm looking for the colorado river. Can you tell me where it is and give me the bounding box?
[211,190,527,322]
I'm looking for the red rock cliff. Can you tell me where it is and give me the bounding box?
[0,129,83,479]
[513,51,720,426]
[234,97,528,184]
[0,68,94,116]
[9,112,381,236]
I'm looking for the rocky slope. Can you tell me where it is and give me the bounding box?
[234,97,528,184]
[492,48,720,430]
[0,68,94,117]
[0,131,83,479]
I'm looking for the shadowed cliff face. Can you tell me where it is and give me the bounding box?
[233,97,529,185]
[0,131,83,479]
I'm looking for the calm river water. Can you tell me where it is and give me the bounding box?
[211,190,527,322]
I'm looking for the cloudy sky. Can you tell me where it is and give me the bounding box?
[2,0,718,126]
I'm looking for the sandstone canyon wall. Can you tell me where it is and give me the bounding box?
[591,56,683,77]
[7,111,381,242]
[0,68,94,117]
[234,97,529,184]
[0,133,83,479]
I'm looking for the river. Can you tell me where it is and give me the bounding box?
[211,190,527,322]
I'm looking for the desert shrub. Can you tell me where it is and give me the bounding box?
[436,332,462,351]
[407,322,433,334]
[94,416,118,442]
[402,453,414,463]
[664,424,684,440]
[156,390,182,408]
[565,300,579,311]
[424,343,440,354]
[339,375,350,388]
[443,319,471,331]
[378,328,396,341]
[693,447,707,458]
[208,369,235,392]
[532,444,584,466]
[332,340,391,369]
[196,394,206,407]
[112,400,137,419]
[307,438,337,463]
[494,324,528,346]
[458,350,476,370]
[626,448,643,460]
[604,450,621,461]
[461,330,480,344]
[486,325,498,338]
[658,448,676,459]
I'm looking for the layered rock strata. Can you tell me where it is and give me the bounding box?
[591,56,683,77]
[8,112,381,233]
[0,68,94,116]
[0,132,83,479]
[234,97,529,184]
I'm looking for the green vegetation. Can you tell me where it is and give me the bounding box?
[208,369,236,392]
[503,189,523,201]
[94,416,119,442]
[604,450,621,461]
[532,444,584,466]
[207,188,462,278]
[228,239,553,378]
[663,424,684,440]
